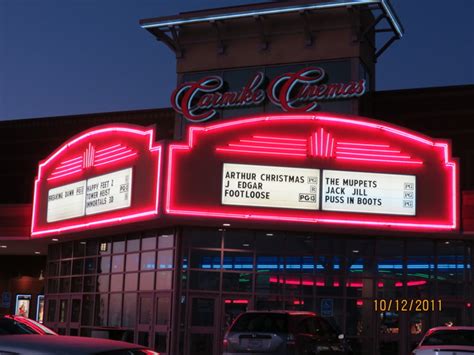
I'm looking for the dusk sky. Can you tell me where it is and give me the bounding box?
[0,0,472,121]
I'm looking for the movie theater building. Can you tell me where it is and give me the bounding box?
[1,1,473,355]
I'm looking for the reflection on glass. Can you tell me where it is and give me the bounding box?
[83,276,96,292]
[156,297,170,325]
[81,295,94,326]
[139,297,153,324]
[71,277,83,293]
[223,252,253,270]
[223,273,252,292]
[126,253,140,271]
[110,274,123,292]
[71,299,81,323]
[47,299,56,322]
[124,273,138,291]
[95,294,108,327]
[142,234,156,250]
[190,250,220,269]
[60,278,70,293]
[189,271,219,291]
[141,252,156,270]
[59,300,68,323]
[84,258,96,274]
[158,234,174,249]
[127,238,140,252]
[112,255,124,273]
[108,294,122,327]
[139,272,155,291]
[72,259,84,275]
[113,240,125,254]
[99,256,110,274]
[61,260,72,276]
[156,271,172,290]
[191,298,214,326]
[122,293,137,327]
[157,250,173,269]
[97,275,109,292]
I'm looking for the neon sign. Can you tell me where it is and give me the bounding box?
[166,113,458,232]
[32,124,162,237]
[171,67,366,122]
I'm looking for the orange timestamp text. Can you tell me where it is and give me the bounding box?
[373,299,442,312]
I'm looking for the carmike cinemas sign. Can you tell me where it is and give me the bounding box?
[171,67,367,122]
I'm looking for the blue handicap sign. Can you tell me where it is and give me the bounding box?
[321,298,333,317]
[1,292,11,308]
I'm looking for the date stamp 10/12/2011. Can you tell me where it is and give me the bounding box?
[373,299,442,312]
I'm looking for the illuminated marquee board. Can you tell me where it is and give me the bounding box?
[167,114,458,232]
[222,163,320,210]
[221,164,416,216]
[32,125,162,237]
[47,168,133,222]
[321,170,415,216]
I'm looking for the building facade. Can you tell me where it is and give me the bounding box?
[1,1,474,355]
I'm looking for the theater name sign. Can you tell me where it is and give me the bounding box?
[171,67,367,122]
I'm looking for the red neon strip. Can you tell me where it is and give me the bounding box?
[314,132,318,156]
[320,128,323,156]
[227,143,306,152]
[95,146,128,158]
[233,300,249,304]
[347,282,363,288]
[252,135,307,142]
[337,152,412,159]
[325,132,330,158]
[336,156,423,165]
[330,138,334,157]
[91,145,95,167]
[47,168,83,181]
[94,152,137,167]
[55,163,82,172]
[51,164,83,175]
[60,155,82,165]
[293,300,304,305]
[95,143,122,154]
[308,136,313,156]
[337,142,390,148]
[406,280,427,287]
[224,300,232,304]
[33,210,157,236]
[57,159,83,170]
[356,300,364,306]
[216,148,307,157]
[167,206,455,230]
[239,139,306,147]
[94,149,134,163]
[337,147,401,153]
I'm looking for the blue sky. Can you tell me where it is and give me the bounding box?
[0,0,472,121]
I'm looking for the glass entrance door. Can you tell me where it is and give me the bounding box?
[187,295,218,355]
[69,297,81,336]
[136,293,154,347]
